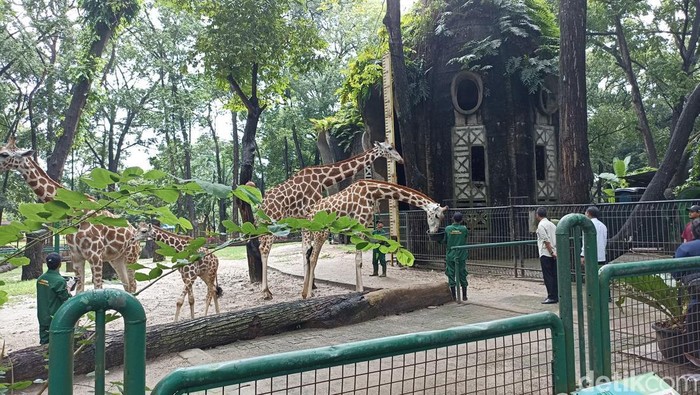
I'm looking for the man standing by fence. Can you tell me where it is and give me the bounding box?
[581,206,607,266]
[370,221,388,277]
[682,205,700,243]
[37,253,71,344]
[536,207,558,304]
[442,212,468,302]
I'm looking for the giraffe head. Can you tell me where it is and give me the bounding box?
[424,203,449,233]
[133,222,154,242]
[373,141,404,164]
[0,137,33,172]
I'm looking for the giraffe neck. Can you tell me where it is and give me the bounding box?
[151,226,192,250]
[319,148,380,188]
[16,157,65,203]
[362,180,436,210]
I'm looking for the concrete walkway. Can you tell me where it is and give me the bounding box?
[67,244,564,394]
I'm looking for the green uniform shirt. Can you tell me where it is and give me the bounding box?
[443,223,468,260]
[372,228,388,251]
[36,269,71,326]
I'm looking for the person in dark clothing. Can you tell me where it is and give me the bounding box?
[682,205,700,243]
[370,221,388,277]
[37,252,71,344]
[674,218,700,359]
[441,212,468,302]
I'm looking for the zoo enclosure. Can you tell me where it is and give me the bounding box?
[388,199,696,278]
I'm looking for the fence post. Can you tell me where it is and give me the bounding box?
[555,213,601,390]
[48,288,146,395]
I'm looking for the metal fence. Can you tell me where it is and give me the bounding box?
[598,257,700,394]
[391,199,697,278]
[152,312,568,395]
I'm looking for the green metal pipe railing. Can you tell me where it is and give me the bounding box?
[554,213,600,391]
[450,239,537,250]
[597,256,700,378]
[48,288,146,395]
[152,311,568,395]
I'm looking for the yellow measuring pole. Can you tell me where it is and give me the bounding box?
[382,53,400,243]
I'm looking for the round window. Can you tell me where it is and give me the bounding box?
[451,72,483,115]
[537,76,558,115]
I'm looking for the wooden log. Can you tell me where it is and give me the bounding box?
[2,283,451,381]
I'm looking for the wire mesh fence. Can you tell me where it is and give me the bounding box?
[151,313,567,395]
[389,200,698,279]
[602,261,700,394]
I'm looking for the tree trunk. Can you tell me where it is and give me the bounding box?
[383,0,426,192]
[609,83,700,257]
[231,111,240,229]
[22,232,44,280]
[284,136,291,179]
[558,0,593,203]
[47,25,115,181]
[228,65,264,283]
[613,15,658,168]
[291,125,306,169]
[2,284,452,381]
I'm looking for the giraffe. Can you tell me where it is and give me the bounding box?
[133,223,222,321]
[258,141,404,299]
[0,138,138,293]
[300,179,448,299]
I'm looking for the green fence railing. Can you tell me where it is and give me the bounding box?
[152,311,568,395]
[597,256,700,390]
[48,288,146,395]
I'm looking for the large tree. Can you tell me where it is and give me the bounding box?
[46,0,140,181]
[559,0,593,203]
[383,0,426,192]
[176,0,324,281]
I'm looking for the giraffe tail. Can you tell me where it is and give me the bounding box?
[215,276,223,298]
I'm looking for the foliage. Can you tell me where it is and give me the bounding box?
[310,104,364,153]
[338,44,385,107]
[616,275,688,328]
[595,156,631,202]
[0,166,416,310]
[442,0,559,93]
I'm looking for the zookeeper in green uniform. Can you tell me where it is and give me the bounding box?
[37,252,71,344]
[442,212,468,301]
[370,221,388,277]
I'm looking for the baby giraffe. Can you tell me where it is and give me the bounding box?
[134,223,222,321]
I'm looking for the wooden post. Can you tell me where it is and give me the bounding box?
[382,53,400,265]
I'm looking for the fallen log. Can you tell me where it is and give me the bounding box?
[2,282,451,381]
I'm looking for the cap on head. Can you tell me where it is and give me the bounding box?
[46,252,62,269]
[689,205,700,213]
[453,212,463,223]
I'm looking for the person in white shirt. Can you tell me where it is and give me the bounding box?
[536,207,558,304]
[580,206,608,265]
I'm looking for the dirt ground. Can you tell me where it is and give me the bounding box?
[1,242,551,394]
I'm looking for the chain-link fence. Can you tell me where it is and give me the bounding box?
[152,312,568,395]
[599,258,700,394]
[389,200,697,278]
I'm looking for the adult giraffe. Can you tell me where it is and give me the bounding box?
[0,138,138,292]
[258,141,403,299]
[301,180,448,299]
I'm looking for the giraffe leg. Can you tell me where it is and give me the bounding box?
[259,235,273,300]
[187,285,195,319]
[301,231,313,299]
[110,258,134,294]
[90,257,104,290]
[73,257,87,293]
[355,250,364,292]
[174,287,187,322]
